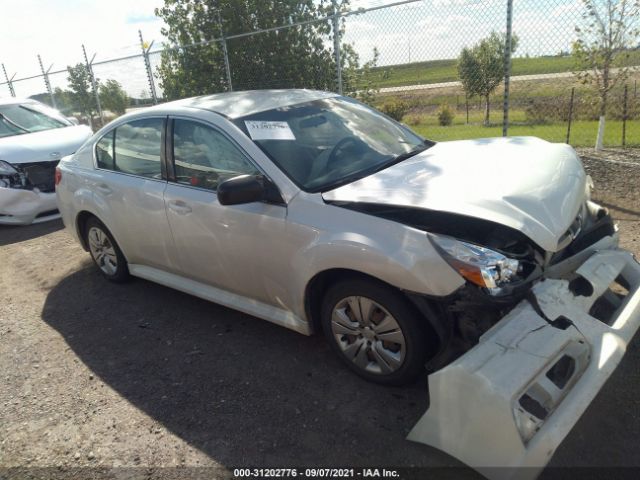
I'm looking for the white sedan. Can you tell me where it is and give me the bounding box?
[0,97,92,225]
[55,89,640,477]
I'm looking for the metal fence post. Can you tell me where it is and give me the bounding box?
[38,55,57,108]
[82,45,104,125]
[216,11,233,92]
[566,87,575,144]
[332,0,343,95]
[502,0,513,137]
[139,30,158,104]
[622,84,628,148]
[2,63,16,97]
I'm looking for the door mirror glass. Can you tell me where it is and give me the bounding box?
[217,175,265,205]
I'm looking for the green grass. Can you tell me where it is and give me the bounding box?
[409,110,640,147]
[367,51,640,89]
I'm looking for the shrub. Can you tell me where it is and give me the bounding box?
[379,99,410,121]
[404,113,423,126]
[437,104,454,126]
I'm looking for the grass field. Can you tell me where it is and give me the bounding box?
[368,51,640,89]
[408,109,639,147]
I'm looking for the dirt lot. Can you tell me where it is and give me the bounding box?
[1,149,640,479]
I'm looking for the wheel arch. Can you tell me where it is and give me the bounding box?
[304,268,447,350]
[75,210,96,251]
[75,210,128,264]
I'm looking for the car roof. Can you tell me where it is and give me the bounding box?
[152,89,339,119]
[0,97,38,106]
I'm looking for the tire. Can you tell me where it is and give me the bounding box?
[84,217,130,283]
[321,278,432,386]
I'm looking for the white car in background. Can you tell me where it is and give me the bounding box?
[0,97,92,225]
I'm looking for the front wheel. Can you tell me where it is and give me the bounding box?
[321,278,432,386]
[85,217,129,282]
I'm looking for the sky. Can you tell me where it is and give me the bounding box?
[0,0,585,99]
[0,0,165,97]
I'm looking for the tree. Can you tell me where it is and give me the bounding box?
[572,0,640,150]
[457,31,518,126]
[342,46,381,105]
[52,88,74,114]
[66,63,97,123]
[155,0,351,100]
[99,79,129,115]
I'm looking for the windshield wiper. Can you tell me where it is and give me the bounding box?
[372,141,433,174]
[316,142,433,193]
[0,113,30,134]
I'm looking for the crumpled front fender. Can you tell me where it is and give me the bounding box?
[408,248,640,480]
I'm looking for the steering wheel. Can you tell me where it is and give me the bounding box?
[327,136,367,171]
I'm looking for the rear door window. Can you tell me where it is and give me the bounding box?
[113,118,163,179]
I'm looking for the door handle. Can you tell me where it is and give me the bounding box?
[95,183,112,195]
[168,200,192,215]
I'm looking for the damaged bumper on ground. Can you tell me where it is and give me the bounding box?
[408,239,640,479]
[0,187,59,225]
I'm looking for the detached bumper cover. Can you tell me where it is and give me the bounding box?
[0,187,59,225]
[408,248,640,479]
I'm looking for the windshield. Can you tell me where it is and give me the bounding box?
[235,97,429,192]
[0,103,69,138]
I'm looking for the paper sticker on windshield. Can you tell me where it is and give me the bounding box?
[245,121,296,141]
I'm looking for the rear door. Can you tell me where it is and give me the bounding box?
[92,116,179,272]
[162,116,287,305]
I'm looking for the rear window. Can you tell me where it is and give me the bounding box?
[95,118,164,179]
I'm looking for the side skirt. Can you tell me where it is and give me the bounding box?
[128,264,311,335]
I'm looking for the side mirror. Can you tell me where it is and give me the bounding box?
[217,175,265,205]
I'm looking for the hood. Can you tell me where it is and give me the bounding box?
[0,125,93,165]
[322,137,587,252]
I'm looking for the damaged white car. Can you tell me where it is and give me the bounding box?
[55,90,640,478]
[0,98,92,225]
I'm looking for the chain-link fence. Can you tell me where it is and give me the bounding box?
[1,0,638,147]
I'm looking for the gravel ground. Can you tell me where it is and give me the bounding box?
[1,148,639,479]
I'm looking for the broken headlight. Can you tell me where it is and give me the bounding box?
[430,234,522,295]
[0,160,17,175]
[0,160,28,189]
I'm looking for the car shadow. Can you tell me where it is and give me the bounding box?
[41,267,471,470]
[0,218,65,246]
[596,200,640,219]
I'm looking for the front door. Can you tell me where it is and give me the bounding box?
[163,117,287,306]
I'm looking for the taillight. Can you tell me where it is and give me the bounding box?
[54,166,62,187]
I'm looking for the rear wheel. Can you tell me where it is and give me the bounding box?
[85,217,129,282]
[321,278,432,386]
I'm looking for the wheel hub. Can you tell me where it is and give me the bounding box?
[361,326,376,341]
[330,295,406,375]
[88,226,118,276]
